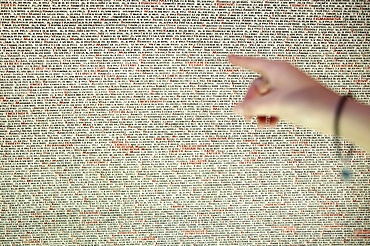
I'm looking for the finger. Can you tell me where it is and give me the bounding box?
[268,116,279,127]
[257,116,268,128]
[228,55,272,77]
[234,90,278,116]
[257,116,279,128]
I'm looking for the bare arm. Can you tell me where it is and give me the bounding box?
[228,55,370,153]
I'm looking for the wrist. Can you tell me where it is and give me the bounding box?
[339,97,370,152]
[301,85,341,136]
[334,94,351,137]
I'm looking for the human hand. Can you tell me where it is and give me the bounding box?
[228,55,341,134]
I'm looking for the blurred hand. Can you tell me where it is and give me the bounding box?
[228,54,340,133]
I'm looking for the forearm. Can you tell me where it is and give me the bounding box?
[291,85,370,154]
[340,97,370,154]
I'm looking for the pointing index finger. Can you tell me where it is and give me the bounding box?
[227,55,271,76]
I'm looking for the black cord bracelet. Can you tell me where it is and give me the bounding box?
[334,94,351,137]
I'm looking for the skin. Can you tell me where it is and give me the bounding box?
[228,54,370,153]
